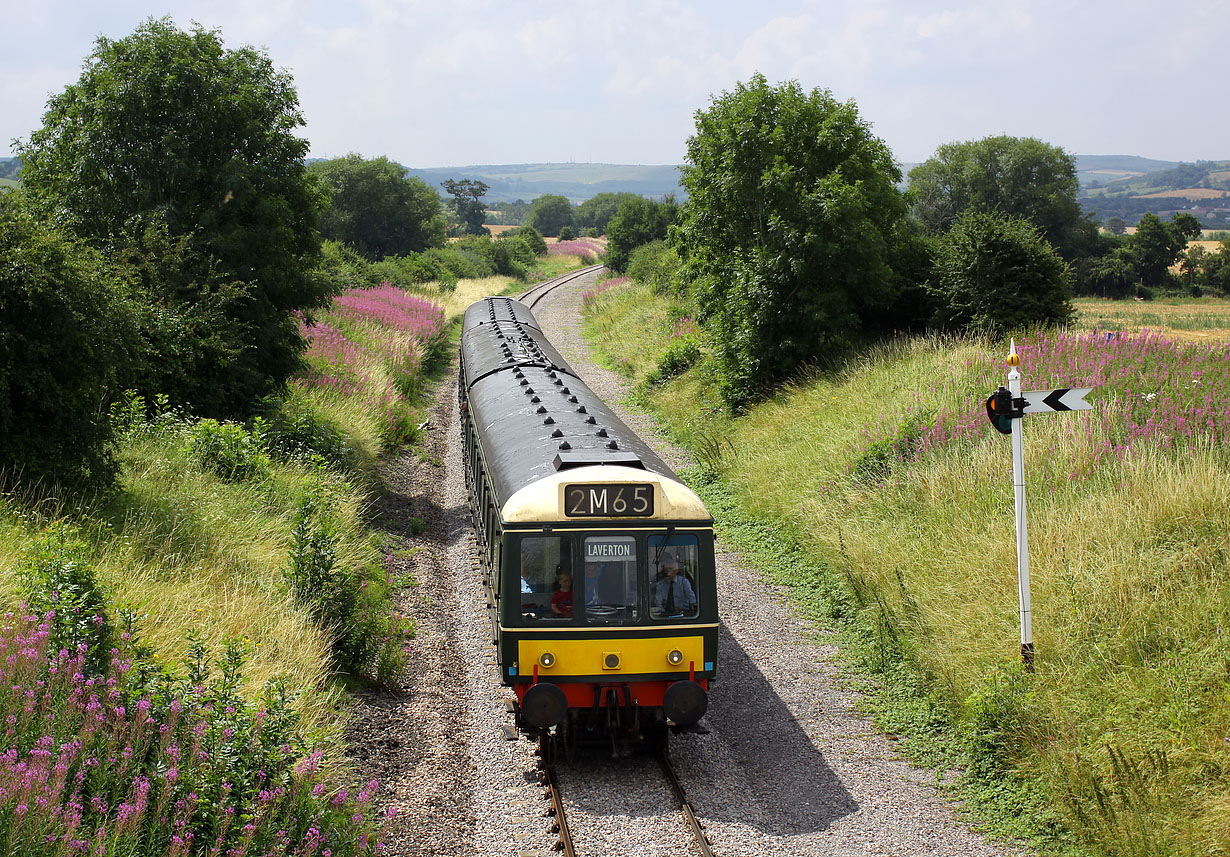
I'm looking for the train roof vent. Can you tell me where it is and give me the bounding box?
[552,451,645,471]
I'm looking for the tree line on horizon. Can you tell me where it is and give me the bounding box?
[4,17,1230,487]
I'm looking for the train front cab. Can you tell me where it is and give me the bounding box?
[493,471,718,742]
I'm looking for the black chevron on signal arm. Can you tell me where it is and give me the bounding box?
[1042,389,1072,411]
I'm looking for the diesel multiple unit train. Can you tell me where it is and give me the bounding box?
[459,296,717,748]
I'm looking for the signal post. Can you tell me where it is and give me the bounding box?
[985,340,1093,670]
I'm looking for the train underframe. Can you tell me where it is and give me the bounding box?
[513,677,709,759]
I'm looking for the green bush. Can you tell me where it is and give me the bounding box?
[186,418,272,482]
[557,225,575,241]
[313,239,381,293]
[928,211,1074,334]
[258,396,356,470]
[644,338,702,386]
[504,226,547,256]
[424,245,491,280]
[284,493,403,678]
[851,408,936,481]
[0,193,137,491]
[370,252,457,291]
[18,522,113,675]
[627,240,681,295]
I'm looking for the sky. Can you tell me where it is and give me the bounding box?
[3,0,1228,169]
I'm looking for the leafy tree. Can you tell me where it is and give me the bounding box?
[488,199,531,226]
[309,155,445,259]
[574,192,640,235]
[16,17,327,416]
[527,194,574,237]
[0,193,137,490]
[1106,217,1127,235]
[908,135,1088,258]
[1130,212,1202,289]
[441,178,489,235]
[606,196,677,272]
[1199,238,1230,295]
[928,211,1073,334]
[673,74,910,409]
[1084,246,1137,298]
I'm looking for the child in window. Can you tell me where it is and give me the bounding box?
[551,573,573,617]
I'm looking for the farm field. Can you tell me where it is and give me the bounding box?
[1135,188,1229,200]
[1074,296,1230,341]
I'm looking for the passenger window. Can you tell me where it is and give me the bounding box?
[582,536,638,623]
[649,535,699,620]
[519,536,573,621]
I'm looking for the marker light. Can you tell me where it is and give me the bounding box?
[539,652,555,668]
[667,649,684,666]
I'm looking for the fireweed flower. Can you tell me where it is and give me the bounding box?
[851,329,1230,475]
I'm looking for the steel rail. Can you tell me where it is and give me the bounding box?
[538,737,577,856]
[657,747,718,857]
[534,741,716,857]
[519,264,604,310]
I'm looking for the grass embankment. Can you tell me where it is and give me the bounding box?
[0,277,465,854]
[585,282,1230,857]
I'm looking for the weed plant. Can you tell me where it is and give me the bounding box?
[0,609,386,856]
[547,239,603,266]
[585,281,1230,856]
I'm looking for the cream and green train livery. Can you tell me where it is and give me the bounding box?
[460,296,716,739]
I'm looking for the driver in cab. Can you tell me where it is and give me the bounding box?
[654,556,695,615]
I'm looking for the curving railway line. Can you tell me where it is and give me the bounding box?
[517,263,604,310]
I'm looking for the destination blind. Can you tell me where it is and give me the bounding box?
[562,483,654,517]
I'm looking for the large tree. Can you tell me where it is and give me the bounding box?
[309,155,445,259]
[605,196,677,272]
[574,192,640,235]
[526,194,575,237]
[908,135,1087,258]
[441,178,489,235]
[1130,212,1202,289]
[674,74,910,409]
[16,17,327,415]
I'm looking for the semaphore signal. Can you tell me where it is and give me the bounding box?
[986,339,1096,669]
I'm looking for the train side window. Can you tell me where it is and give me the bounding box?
[519,536,573,621]
[582,536,638,623]
[648,534,700,620]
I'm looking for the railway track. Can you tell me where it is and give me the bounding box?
[518,264,605,310]
[536,737,717,857]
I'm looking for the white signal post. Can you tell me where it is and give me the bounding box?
[1006,339,1034,670]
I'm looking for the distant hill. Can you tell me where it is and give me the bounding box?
[401,163,682,203]
[0,157,21,182]
[1077,158,1230,227]
[1075,155,1182,189]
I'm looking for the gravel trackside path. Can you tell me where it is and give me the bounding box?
[347,270,1031,856]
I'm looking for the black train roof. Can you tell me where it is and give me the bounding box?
[460,297,679,510]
